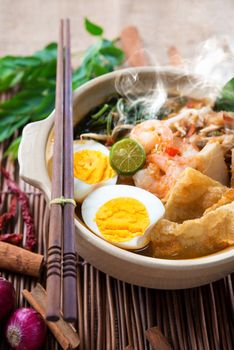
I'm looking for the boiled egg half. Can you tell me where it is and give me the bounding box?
[81,185,165,249]
[73,140,117,202]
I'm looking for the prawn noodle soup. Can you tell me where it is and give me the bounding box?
[49,69,234,259]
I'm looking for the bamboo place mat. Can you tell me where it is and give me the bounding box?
[0,138,234,350]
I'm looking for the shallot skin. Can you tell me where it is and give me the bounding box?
[0,277,15,322]
[5,307,46,350]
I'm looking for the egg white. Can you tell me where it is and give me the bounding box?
[81,184,165,249]
[73,140,118,203]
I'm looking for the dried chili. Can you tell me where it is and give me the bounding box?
[0,233,23,245]
[0,167,36,251]
[0,195,18,231]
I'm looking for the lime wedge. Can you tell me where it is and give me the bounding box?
[110,138,146,176]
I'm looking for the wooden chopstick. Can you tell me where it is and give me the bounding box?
[46,19,64,322]
[62,18,77,322]
[46,19,77,322]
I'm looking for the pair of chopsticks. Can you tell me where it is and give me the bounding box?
[46,19,77,323]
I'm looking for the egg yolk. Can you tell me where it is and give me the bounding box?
[74,150,115,184]
[95,197,150,242]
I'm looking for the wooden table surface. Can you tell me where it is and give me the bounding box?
[1,0,234,65]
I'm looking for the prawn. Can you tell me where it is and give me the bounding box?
[133,155,185,200]
[134,151,199,200]
[130,120,173,154]
[131,119,199,199]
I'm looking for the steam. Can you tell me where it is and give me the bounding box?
[114,36,234,124]
[115,64,167,124]
[191,37,234,84]
[182,37,234,99]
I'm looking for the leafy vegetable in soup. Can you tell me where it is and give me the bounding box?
[75,94,209,143]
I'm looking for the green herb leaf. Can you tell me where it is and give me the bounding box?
[100,45,125,66]
[0,21,124,158]
[214,78,234,112]
[34,43,57,62]
[84,18,103,36]
[4,136,22,160]
[0,116,29,142]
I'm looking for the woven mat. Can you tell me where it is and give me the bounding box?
[0,140,234,350]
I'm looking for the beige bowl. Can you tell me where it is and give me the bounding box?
[18,67,234,289]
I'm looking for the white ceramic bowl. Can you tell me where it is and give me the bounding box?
[18,67,234,289]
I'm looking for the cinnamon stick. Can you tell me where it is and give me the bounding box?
[0,241,43,277]
[167,46,183,67]
[145,327,172,350]
[120,26,150,67]
[23,284,80,350]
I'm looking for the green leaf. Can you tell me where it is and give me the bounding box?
[0,115,19,126]
[214,78,234,112]
[0,116,29,142]
[0,56,41,68]
[0,21,124,158]
[0,44,57,92]
[0,90,45,113]
[0,74,19,92]
[0,125,14,141]
[84,18,103,36]
[4,136,22,160]
[82,40,103,65]
[72,64,89,89]
[91,63,110,77]
[100,45,125,65]
[30,93,55,121]
[34,43,57,62]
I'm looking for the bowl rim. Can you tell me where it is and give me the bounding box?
[72,65,218,102]
[20,66,234,270]
[76,217,234,269]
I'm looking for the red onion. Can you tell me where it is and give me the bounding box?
[5,308,46,350]
[0,277,15,322]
